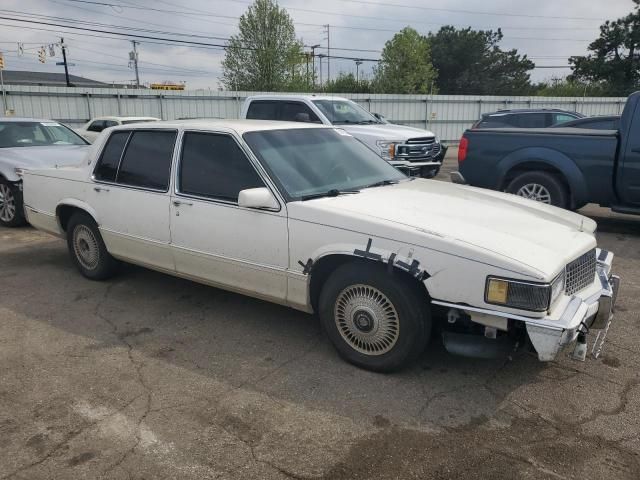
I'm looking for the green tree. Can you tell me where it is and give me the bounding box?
[324,72,371,93]
[373,27,437,94]
[428,26,534,95]
[569,1,640,96]
[534,78,612,97]
[221,0,307,91]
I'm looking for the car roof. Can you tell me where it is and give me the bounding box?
[246,94,351,102]
[488,109,579,115]
[108,119,333,135]
[91,116,160,121]
[0,117,62,123]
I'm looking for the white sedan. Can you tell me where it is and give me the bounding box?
[22,120,619,371]
[74,116,160,143]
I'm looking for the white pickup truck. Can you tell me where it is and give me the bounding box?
[22,120,619,371]
[240,95,446,178]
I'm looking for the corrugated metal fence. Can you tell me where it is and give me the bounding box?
[1,85,628,142]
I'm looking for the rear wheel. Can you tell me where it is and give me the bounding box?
[506,171,569,209]
[66,212,119,280]
[0,179,26,227]
[319,262,431,372]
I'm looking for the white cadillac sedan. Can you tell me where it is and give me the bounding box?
[22,120,619,372]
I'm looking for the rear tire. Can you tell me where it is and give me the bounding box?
[0,179,26,227]
[506,171,569,209]
[66,212,119,280]
[319,261,431,372]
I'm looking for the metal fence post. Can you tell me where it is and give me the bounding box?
[116,92,122,116]
[158,93,164,120]
[85,92,92,119]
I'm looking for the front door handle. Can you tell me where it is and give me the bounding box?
[94,186,110,192]
[173,200,193,207]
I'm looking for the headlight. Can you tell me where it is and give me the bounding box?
[485,273,565,312]
[14,167,24,177]
[376,140,401,160]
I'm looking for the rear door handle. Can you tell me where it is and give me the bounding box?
[94,186,110,192]
[173,200,193,206]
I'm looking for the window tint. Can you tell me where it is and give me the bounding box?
[94,131,130,182]
[116,131,177,190]
[280,102,320,122]
[552,113,576,125]
[179,132,264,202]
[246,101,278,120]
[513,113,548,128]
[88,120,105,132]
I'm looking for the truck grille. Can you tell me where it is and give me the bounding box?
[396,137,440,162]
[565,249,596,295]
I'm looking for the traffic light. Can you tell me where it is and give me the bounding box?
[38,47,46,63]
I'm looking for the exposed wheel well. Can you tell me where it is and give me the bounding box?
[308,254,430,314]
[502,162,572,204]
[56,205,94,232]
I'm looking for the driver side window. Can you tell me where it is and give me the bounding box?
[88,120,105,132]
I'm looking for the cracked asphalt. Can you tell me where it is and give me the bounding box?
[1,151,640,479]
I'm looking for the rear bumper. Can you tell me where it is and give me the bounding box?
[450,171,467,184]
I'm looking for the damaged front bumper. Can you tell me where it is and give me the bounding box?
[526,250,619,361]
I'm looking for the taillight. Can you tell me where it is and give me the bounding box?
[458,136,469,163]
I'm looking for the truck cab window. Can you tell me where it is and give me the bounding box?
[280,102,320,123]
[179,132,264,202]
[246,101,278,120]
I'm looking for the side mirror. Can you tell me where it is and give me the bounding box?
[294,112,311,122]
[238,187,279,210]
[373,112,382,120]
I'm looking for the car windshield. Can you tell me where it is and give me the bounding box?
[243,128,407,201]
[0,121,88,147]
[312,100,382,125]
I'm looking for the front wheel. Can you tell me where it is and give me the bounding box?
[0,179,26,227]
[506,171,569,209]
[319,262,431,372]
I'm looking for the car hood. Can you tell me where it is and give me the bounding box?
[339,124,435,144]
[288,179,597,279]
[0,145,90,177]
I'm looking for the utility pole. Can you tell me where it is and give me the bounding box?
[355,60,363,83]
[0,52,6,114]
[310,44,320,89]
[318,54,324,87]
[324,24,331,84]
[130,40,140,88]
[60,38,71,87]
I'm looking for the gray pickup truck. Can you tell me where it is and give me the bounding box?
[454,92,640,215]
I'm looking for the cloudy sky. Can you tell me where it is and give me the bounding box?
[0,0,635,89]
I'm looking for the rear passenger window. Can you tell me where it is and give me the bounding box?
[94,131,129,182]
[116,131,177,190]
[179,132,264,202]
[514,113,548,128]
[246,101,278,120]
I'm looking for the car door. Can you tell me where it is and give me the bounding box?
[170,130,289,302]
[90,129,178,270]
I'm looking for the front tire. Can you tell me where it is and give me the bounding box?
[0,179,26,227]
[319,262,431,372]
[506,171,569,209]
[66,212,119,280]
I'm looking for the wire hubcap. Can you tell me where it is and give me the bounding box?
[0,184,16,222]
[73,225,100,270]
[334,284,400,356]
[516,183,552,204]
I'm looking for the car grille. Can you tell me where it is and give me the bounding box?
[565,249,596,295]
[395,137,440,162]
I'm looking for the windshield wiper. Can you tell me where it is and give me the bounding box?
[300,189,360,201]
[362,179,400,189]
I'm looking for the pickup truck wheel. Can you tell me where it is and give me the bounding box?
[506,172,569,209]
[66,212,119,280]
[0,179,26,227]
[319,262,430,372]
